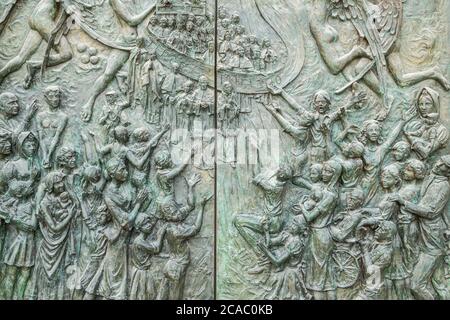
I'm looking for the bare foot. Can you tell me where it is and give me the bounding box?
[23,62,39,89]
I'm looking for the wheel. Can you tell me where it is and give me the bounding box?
[332,249,360,288]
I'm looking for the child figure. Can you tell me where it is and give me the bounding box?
[355,220,396,300]
[129,213,167,300]
[293,184,323,215]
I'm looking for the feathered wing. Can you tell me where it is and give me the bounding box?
[373,0,402,54]
[328,0,388,92]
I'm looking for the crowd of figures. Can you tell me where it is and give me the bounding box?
[0,85,211,300]
[217,6,277,72]
[149,12,215,62]
[234,83,450,300]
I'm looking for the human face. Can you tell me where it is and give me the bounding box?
[403,165,415,181]
[115,163,128,182]
[22,136,38,157]
[418,93,434,117]
[314,96,329,114]
[392,146,408,161]
[346,193,362,210]
[366,123,381,143]
[310,166,322,183]
[322,165,334,183]
[381,170,397,189]
[433,159,450,177]
[64,152,77,169]
[53,179,65,195]
[0,138,12,155]
[44,88,61,109]
[200,79,208,90]
[1,95,19,117]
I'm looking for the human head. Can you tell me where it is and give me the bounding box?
[9,180,32,199]
[309,163,323,183]
[82,165,102,185]
[346,187,365,210]
[391,141,411,162]
[380,164,401,190]
[106,157,128,182]
[135,212,158,234]
[154,150,173,169]
[56,146,77,170]
[432,155,450,177]
[172,62,180,73]
[223,82,233,95]
[343,140,365,159]
[45,171,66,195]
[416,87,440,123]
[360,120,382,145]
[132,127,151,143]
[277,164,292,182]
[105,90,118,105]
[114,126,129,144]
[0,129,12,156]
[322,159,342,186]
[403,159,426,181]
[312,90,331,114]
[199,76,208,90]
[43,85,61,109]
[183,81,194,93]
[0,92,20,118]
[16,131,38,158]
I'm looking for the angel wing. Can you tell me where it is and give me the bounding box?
[328,0,388,92]
[372,0,402,55]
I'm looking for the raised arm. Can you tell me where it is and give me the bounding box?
[20,100,38,133]
[135,225,166,253]
[266,82,306,114]
[380,120,407,156]
[45,116,68,166]
[256,240,290,267]
[263,103,306,138]
[110,0,154,26]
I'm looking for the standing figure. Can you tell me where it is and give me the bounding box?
[174,80,195,131]
[157,194,210,300]
[88,158,147,300]
[362,165,411,300]
[397,159,426,271]
[390,155,450,300]
[28,171,77,300]
[0,132,41,299]
[161,62,185,126]
[36,85,68,169]
[141,50,166,124]
[296,159,342,300]
[202,41,215,65]
[267,82,365,163]
[129,214,166,300]
[358,115,411,204]
[260,39,276,71]
[192,76,214,131]
[0,0,73,87]
[403,87,449,161]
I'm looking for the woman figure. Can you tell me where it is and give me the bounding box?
[28,171,77,300]
[403,87,449,161]
[397,159,426,271]
[358,117,410,204]
[88,158,147,300]
[0,132,40,299]
[298,159,342,300]
[362,165,411,300]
